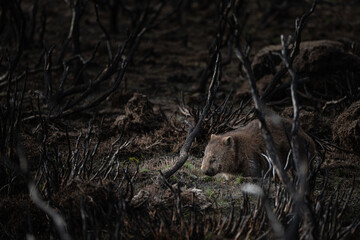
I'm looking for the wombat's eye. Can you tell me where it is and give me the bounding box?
[210,158,216,163]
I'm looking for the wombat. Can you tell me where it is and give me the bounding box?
[201,116,315,178]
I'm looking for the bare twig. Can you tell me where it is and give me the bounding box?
[321,96,347,112]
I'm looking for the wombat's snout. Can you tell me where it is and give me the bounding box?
[201,154,217,176]
[201,166,216,176]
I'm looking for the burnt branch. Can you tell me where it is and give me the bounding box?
[38,6,47,47]
[0,52,26,195]
[234,47,293,192]
[95,4,113,62]
[233,1,320,238]
[20,1,172,122]
[43,44,55,99]
[290,0,317,59]
[177,89,251,135]
[67,0,88,84]
[162,51,222,179]
[276,34,315,240]
[28,0,39,46]
[260,0,318,102]
[61,42,126,112]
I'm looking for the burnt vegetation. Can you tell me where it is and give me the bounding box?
[1,0,360,239]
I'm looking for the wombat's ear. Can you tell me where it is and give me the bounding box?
[210,134,216,140]
[222,136,233,146]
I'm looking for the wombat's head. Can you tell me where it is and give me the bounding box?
[201,134,236,176]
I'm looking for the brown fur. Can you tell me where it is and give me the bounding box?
[201,117,315,177]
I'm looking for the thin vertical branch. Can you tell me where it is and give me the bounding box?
[28,0,39,45]
[234,47,293,193]
[95,4,113,63]
[277,34,315,240]
[43,44,55,99]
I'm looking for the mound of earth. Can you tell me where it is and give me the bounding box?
[251,40,355,79]
[239,40,360,101]
[113,93,163,133]
[281,106,332,138]
[332,100,360,153]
